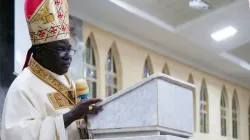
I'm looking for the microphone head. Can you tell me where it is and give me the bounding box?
[75,79,89,97]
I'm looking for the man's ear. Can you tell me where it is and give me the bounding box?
[37,45,46,55]
[33,47,45,60]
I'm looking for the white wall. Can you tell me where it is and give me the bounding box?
[83,24,250,140]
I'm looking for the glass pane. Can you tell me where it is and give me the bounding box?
[111,88,117,95]
[147,61,151,75]
[200,92,203,101]
[106,74,113,85]
[113,77,117,86]
[144,62,148,78]
[86,44,91,64]
[235,121,237,138]
[221,119,223,135]
[112,56,116,73]
[86,38,91,46]
[106,86,112,97]
[163,67,169,74]
[224,119,227,136]
[86,67,96,78]
[201,91,204,101]
[92,82,96,98]
[204,113,207,133]
[232,98,236,110]
[92,69,96,78]
[106,56,112,71]
[113,88,117,94]
[86,80,92,98]
[221,96,225,107]
[204,91,207,101]
[222,119,225,136]
[232,121,234,137]
[86,67,91,77]
[92,47,96,66]
[200,113,203,132]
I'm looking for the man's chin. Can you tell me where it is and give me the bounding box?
[57,68,69,75]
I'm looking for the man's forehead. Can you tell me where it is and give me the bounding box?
[48,39,71,49]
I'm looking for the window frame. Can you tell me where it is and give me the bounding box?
[220,88,228,137]
[200,79,209,133]
[232,92,239,139]
[105,49,118,97]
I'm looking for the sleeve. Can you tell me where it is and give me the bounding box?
[1,89,68,140]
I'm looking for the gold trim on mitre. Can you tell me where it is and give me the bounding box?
[27,0,70,45]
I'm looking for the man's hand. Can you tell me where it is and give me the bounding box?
[63,98,103,128]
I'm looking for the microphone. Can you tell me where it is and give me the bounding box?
[75,79,93,139]
[75,79,91,99]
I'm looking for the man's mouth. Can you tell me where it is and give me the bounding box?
[61,61,71,67]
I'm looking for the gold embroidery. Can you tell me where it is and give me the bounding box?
[31,1,54,24]
[27,0,70,45]
[48,93,60,109]
[28,58,77,107]
[48,92,72,109]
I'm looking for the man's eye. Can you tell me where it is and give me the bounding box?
[57,48,64,51]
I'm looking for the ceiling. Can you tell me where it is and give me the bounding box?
[230,42,250,64]
[121,0,236,26]
[68,0,250,89]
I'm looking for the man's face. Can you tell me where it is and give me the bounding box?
[37,39,73,75]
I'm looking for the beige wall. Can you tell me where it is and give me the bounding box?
[83,24,250,140]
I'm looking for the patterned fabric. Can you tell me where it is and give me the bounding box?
[25,0,70,45]
[28,57,79,106]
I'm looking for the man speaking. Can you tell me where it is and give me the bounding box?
[1,0,102,139]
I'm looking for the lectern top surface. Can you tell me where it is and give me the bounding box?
[96,73,195,106]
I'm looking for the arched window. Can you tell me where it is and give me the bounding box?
[200,79,209,133]
[143,56,153,78]
[162,63,170,75]
[220,86,228,136]
[106,48,118,97]
[232,90,239,139]
[84,36,97,98]
[188,73,196,131]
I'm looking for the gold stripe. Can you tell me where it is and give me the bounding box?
[29,0,47,22]
[28,58,76,106]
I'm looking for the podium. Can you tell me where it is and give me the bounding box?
[85,73,195,140]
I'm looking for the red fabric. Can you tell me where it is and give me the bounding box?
[22,47,33,70]
[24,0,43,20]
[23,0,43,70]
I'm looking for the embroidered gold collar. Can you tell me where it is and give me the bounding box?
[28,57,77,106]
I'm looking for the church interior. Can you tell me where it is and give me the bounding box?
[0,0,250,140]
